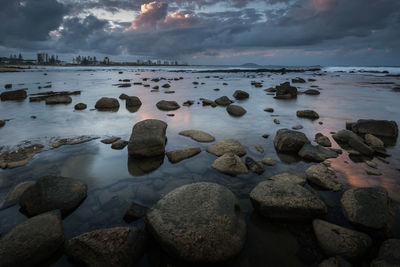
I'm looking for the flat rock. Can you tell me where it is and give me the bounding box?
[145,182,246,262]
[341,187,397,236]
[95,97,120,110]
[232,90,249,100]
[0,181,35,210]
[156,100,180,111]
[65,227,147,267]
[101,137,121,144]
[306,164,343,191]
[0,89,27,101]
[250,180,327,220]
[274,129,310,153]
[227,105,247,117]
[313,219,372,260]
[166,147,201,163]
[351,119,398,138]
[211,153,248,176]
[207,139,246,156]
[304,89,320,95]
[269,173,306,185]
[19,176,88,217]
[298,144,339,162]
[179,130,215,142]
[296,110,320,119]
[45,95,72,104]
[128,119,167,157]
[0,212,64,267]
[245,157,264,174]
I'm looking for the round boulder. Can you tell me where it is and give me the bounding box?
[215,96,233,106]
[74,103,87,110]
[227,105,247,117]
[296,110,320,119]
[156,100,180,111]
[95,97,120,110]
[145,182,247,262]
[232,90,249,100]
[274,129,310,153]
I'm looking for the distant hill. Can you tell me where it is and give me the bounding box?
[239,63,264,68]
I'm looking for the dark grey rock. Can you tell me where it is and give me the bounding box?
[371,239,400,267]
[232,90,249,100]
[296,110,320,119]
[74,103,87,110]
[111,139,128,150]
[275,82,297,99]
[166,147,201,163]
[0,89,27,101]
[306,164,343,191]
[215,96,233,106]
[245,157,264,174]
[45,95,72,104]
[156,100,180,111]
[227,105,247,117]
[124,202,149,223]
[351,119,398,138]
[274,129,310,153]
[95,97,120,110]
[298,144,339,162]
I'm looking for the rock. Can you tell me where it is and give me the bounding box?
[371,239,400,267]
[262,134,270,138]
[341,187,397,236]
[364,134,385,150]
[156,100,180,111]
[365,160,377,168]
[95,97,120,110]
[211,153,248,175]
[123,202,149,223]
[183,100,194,106]
[207,139,246,156]
[275,82,297,99]
[119,93,129,100]
[166,147,201,163]
[202,99,216,107]
[19,176,88,217]
[0,212,64,267]
[292,77,306,83]
[0,89,27,101]
[292,125,303,130]
[274,129,310,153]
[125,96,142,108]
[351,119,398,138]
[366,169,382,176]
[332,130,364,145]
[215,96,233,106]
[65,227,147,267]
[304,89,320,95]
[269,173,306,185]
[250,180,327,220]
[274,119,280,124]
[348,138,374,156]
[0,181,35,210]
[298,144,339,162]
[111,140,128,150]
[232,90,249,100]
[128,119,167,158]
[145,182,246,262]
[101,137,121,144]
[255,145,264,153]
[227,105,247,117]
[264,108,274,112]
[245,157,264,174]
[313,219,372,260]
[296,110,320,119]
[306,164,343,191]
[74,103,87,110]
[0,120,5,128]
[45,95,72,104]
[319,256,353,267]
[179,130,215,142]
[4,83,12,89]
[161,83,170,88]
[261,157,276,166]
[315,133,332,147]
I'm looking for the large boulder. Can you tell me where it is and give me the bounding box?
[215,96,233,106]
[332,130,364,145]
[211,153,248,176]
[298,144,339,162]
[145,183,247,262]
[274,82,297,99]
[166,147,201,163]
[65,227,148,267]
[274,129,310,153]
[0,89,27,101]
[250,180,327,221]
[207,139,246,156]
[19,176,87,217]
[341,187,397,237]
[227,105,247,117]
[95,97,120,110]
[296,110,320,119]
[351,119,398,138]
[128,119,167,158]
[45,95,72,104]
[313,219,372,260]
[306,164,343,191]
[156,100,180,111]
[232,90,249,100]
[0,181,35,210]
[269,173,306,185]
[371,239,400,267]
[0,212,64,267]
[125,96,142,107]
[179,130,215,142]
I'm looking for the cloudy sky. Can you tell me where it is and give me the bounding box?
[1,0,400,65]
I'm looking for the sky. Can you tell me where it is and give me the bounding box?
[1,0,400,66]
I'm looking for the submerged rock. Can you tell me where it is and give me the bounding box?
[313,219,372,260]
[145,182,247,262]
[261,157,276,166]
[95,97,120,110]
[19,176,88,217]
[274,129,310,153]
[156,100,180,111]
[250,180,327,220]
[123,202,149,223]
[298,144,339,162]
[306,164,343,191]
[296,110,320,119]
[0,212,64,267]
[128,119,167,158]
[166,147,201,163]
[245,157,264,174]
[65,227,148,267]
[269,173,306,185]
[0,181,35,210]
[179,130,215,142]
[227,105,247,117]
[211,153,248,175]
[207,139,246,156]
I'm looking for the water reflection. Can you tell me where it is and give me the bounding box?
[127,155,165,176]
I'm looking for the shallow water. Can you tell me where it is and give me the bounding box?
[0,66,399,266]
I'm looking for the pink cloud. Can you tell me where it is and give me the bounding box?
[130,1,167,31]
